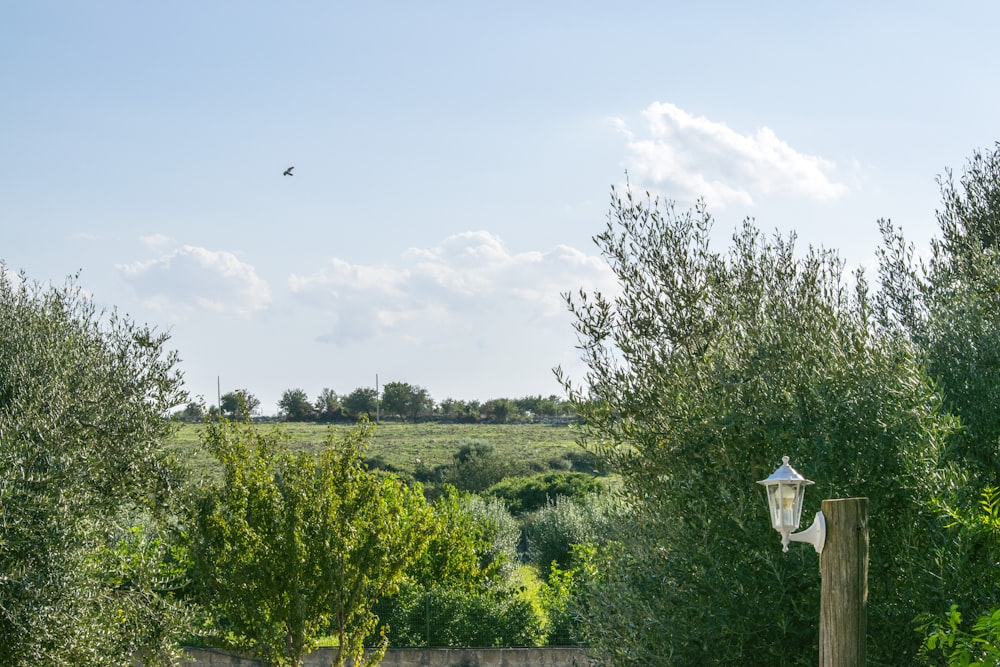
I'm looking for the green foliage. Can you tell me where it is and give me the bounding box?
[487,472,607,515]
[220,389,259,420]
[174,400,206,422]
[482,398,516,423]
[379,581,544,648]
[314,388,343,421]
[559,188,956,665]
[883,145,1000,486]
[406,487,512,592]
[439,441,526,493]
[278,387,316,421]
[522,494,617,574]
[380,381,433,422]
[917,487,1000,666]
[536,562,583,646]
[378,488,538,647]
[188,419,433,667]
[920,605,1000,667]
[0,267,187,665]
[342,386,377,419]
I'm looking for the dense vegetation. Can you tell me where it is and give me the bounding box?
[6,144,1000,666]
[174,385,575,424]
[557,146,1000,666]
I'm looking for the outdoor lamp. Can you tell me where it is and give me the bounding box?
[757,456,826,554]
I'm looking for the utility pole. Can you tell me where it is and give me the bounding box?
[819,498,869,667]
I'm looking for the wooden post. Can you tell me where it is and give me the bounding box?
[819,498,869,667]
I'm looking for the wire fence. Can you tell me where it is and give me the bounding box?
[370,594,582,649]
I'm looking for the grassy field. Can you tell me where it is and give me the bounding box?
[166,421,587,481]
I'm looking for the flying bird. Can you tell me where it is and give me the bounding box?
[283,166,294,176]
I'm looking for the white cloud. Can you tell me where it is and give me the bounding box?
[119,245,271,317]
[289,231,617,345]
[613,101,848,207]
[140,233,174,250]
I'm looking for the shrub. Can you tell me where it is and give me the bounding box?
[487,472,607,515]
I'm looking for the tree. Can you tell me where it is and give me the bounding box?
[439,441,523,493]
[558,188,956,665]
[188,419,433,667]
[314,387,342,421]
[879,143,1000,487]
[377,488,542,648]
[482,398,516,423]
[278,388,316,421]
[175,400,206,422]
[342,386,377,420]
[438,398,481,423]
[220,389,260,420]
[0,267,188,665]
[879,143,1000,651]
[380,381,433,422]
[917,488,1000,666]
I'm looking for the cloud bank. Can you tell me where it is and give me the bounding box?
[613,101,848,207]
[119,245,272,317]
[289,230,616,346]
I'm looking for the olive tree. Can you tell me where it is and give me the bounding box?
[0,267,187,665]
[879,143,1000,653]
[278,387,316,421]
[558,189,956,665]
[188,419,434,667]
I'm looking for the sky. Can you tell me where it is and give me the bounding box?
[4,2,1000,415]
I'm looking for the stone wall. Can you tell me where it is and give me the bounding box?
[180,647,593,667]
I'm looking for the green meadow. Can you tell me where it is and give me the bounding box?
[166,421,586,480]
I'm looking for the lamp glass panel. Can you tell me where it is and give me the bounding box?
[767,482,805,531]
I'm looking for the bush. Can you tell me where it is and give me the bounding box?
[438,441,526,493]
[378,582,544,647]
[487,472,607,515]
[522,494,618,574]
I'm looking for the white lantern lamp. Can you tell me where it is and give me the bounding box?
[757,456,826,554]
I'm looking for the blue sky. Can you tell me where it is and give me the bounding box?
[3,2,999,414]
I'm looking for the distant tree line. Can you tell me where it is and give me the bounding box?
[172,382,575,424]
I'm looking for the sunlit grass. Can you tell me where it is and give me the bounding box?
[165,421,584,481]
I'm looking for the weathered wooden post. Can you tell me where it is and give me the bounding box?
[819,498,869,667]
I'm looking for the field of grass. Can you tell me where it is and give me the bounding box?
[166,420,587,481]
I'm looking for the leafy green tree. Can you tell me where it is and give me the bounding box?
[220,389,260,420]
[175,400,206,422]
[342,386,377,419]
[0,267,188,665]
[482,398,516,423]
[879,144,1000,657]
[917,488,1000,666]
[278,387,316,421]
[380,381,433,422]
[188,419,434,667]
[880,144,1000,486]
[378,488,541,647]
[314,387,342,421]
[558,189,956,665]
[512,394,569,418]
[438,398,481,423]
[408,488,516,592]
